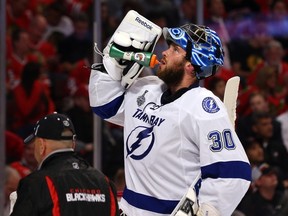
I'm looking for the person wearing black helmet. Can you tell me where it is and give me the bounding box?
[10,112,119,216]
[89,10,251,216]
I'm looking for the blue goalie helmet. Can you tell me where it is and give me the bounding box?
[163,24,224,80]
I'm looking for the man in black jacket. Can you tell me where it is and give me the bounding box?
[10,112,119,216]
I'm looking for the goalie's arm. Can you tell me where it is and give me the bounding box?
[88,64,126,126]
[89,10,162,123]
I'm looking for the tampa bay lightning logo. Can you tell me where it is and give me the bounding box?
[202,97,220,113]
[126,126,155,160]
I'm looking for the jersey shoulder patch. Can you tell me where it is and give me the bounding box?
[202,97,220,113]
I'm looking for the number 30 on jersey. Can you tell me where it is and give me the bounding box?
[208,129,236,151]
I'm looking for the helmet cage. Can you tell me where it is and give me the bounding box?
[163,24,224,80]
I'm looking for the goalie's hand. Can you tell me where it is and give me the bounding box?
[103,30,154,83]
[113,31,153,51]
[100,10,162,88]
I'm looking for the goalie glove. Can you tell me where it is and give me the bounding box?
[102,10,162,89]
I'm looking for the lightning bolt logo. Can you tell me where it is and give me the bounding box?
[208,99,214,109]
[126,126,155,160]
[202,97,220,113]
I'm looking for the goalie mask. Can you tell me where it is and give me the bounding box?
[163,24,224,80]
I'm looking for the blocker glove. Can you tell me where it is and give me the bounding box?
[101,10,162,89]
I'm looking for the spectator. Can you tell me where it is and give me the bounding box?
[10,113,119,216]
[66,57,91,90]
[251,111,288,183]
[43,1,74,40]
[238,64,287,117]
[65,84,94,164]
[6,28,36,91]
[53,12,93,111]
[236,91,282,141]
[205,0,232,69]
[242,138,265,192]
[27,14,57,64]
[247,39,288,88]
[238,163,288,216]
[28,14,48,49]
[58,12,93,64]
[229,31,271,88]
[254,65,287,115]
[243,138,265,169]
[9,61,55,138]
[6,0,32,32]
[206,76,226,101]
[235,138,266,216]
[204,66,235,91]
[10,136,38,178]
[5,131,24,164]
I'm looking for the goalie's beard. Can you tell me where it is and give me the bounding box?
[157,58,186,87]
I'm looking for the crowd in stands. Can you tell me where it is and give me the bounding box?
[4,0,288,215]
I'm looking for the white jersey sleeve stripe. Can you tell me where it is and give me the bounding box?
[201,161,251,181]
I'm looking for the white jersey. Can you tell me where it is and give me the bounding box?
[89,69,251,216]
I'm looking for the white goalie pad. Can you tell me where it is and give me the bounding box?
[102,10,162,88]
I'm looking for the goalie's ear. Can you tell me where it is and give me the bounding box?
[185,62,196,78]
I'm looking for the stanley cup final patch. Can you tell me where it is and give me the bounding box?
[202,97,220,113]
[137,90,148,106]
